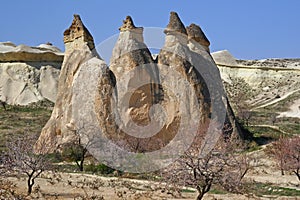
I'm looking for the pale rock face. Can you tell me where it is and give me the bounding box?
[0,42,63,62]
[38,66,60,102]
[0,62,60,105]
[63,15,95,51]
[35,46,94,153]
[159,12,243,142]
[211,50,300,110]
[35,15,107,153]
[158,12,209,127]
[211,50,238,66]
[187,40,243,140]
[0,41,62,105]
[109,16,164,151]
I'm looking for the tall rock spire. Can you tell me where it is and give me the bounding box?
[35,14,112,153]
[108,16,165,152]
[63,14,95,51]
[186,23,210,52]
[164,12,187,35]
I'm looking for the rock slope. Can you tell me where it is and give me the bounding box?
[212,50,300,112]
[0,42,63,105]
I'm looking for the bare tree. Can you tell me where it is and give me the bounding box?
[220,151,254,193]
[65,122,96,171]
[4,134,51,195]
[289,137,300,181]
[162,133,252,200]
[268,136,289,175]
[270,136,300,180]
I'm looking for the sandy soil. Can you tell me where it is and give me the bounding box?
[1,147,299,200]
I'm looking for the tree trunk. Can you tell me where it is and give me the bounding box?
[79,159,84,171]
[196,187,205,200]
[196,191,204,200]
[280,159,285,175]
[1,101,6,111]
[79,148,87,171]
[27,176,34,195]
[293,169,300,181]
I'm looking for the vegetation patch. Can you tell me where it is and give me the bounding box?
[249,182,300,197]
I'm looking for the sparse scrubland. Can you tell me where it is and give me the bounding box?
[0,92,299,199]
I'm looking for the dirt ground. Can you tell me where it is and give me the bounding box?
[1,150,300,200]
[0,172,272,200]
[1,144,299,200]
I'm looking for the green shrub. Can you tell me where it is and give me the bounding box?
[85,163,114,174]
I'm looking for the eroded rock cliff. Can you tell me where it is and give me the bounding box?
[0,42,62,105]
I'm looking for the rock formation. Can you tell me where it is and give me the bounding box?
[186,23,210,52]
[0,42,63,62]
[158,12,243,144]
[164,12,187,35]
[0,42,62,105]
[36,12,244,158]
[213,50,300,111]
[35,15,114,153]
[110,16,161,127]
[211,50,238,66]
[63,14,95,51]
[158,12,209,137]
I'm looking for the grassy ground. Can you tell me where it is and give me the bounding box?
[0,101,52,152]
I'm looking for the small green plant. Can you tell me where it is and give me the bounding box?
[85,163,114,175]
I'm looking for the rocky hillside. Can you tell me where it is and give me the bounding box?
[0,42,63,105]
[212,50,300,119]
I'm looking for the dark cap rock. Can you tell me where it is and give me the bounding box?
[164,12,187,35]
[63,14,94,50]
[119,16,136,31]
[186,23,210,49]
[119,16,143,33]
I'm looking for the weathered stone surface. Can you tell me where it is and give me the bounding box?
[0,42,62,105]
[109,16,164,151]
[164,12,187,35]
[63,14,95,51]
[186,23,210,52]
[214,50,300,112]
[158,12,210,139]
[38,65,60,102]
[0,42,63,62]
[119,16,137,31]
[187,32,243,140]
[211,50,238,66]
[35,15,107,153]
[159,12,243,142]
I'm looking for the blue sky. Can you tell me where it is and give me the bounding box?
[1,0,299,59]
